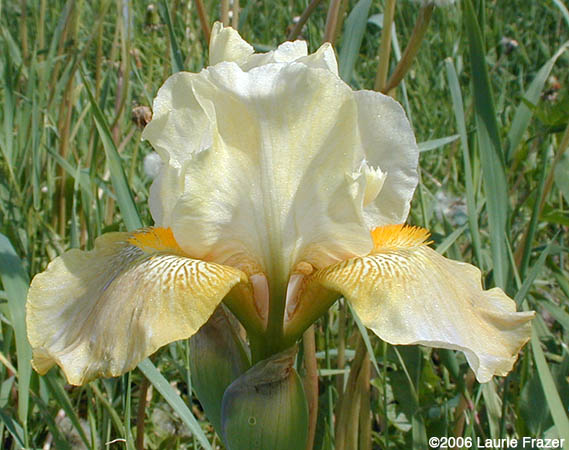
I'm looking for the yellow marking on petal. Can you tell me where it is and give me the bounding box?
[127,227,182,254]
[26,229,250,385]
[286,225,534,382]
[371,224,432,251]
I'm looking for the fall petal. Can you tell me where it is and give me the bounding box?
[308,225,534,382]
[26,228,247,385]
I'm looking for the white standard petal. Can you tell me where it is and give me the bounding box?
[209,22,254,65]
[354,90,419,226]
[165,61,373,285]
[141,72,212,168]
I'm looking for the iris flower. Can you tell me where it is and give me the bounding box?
[27,24,533,386]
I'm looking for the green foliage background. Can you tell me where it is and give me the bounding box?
[1,0,568,448]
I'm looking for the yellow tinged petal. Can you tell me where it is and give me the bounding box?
[307,225,534,383]
[26,228,247,385]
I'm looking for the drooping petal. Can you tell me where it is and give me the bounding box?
[298,225,534,382]
[162,61,373,283]
[26,228,248,385]
[354,91,419,227]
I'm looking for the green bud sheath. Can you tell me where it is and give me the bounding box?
[221,346,309,450]
[189,306,251,435]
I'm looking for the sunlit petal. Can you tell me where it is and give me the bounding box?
[304,225,534,382]
[209,22,255,65]
[26,228,247,385]
[354,91,419,227]
[164,61,373,281]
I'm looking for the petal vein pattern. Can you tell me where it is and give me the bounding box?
[310,225,534,383]
[26,228,247,385]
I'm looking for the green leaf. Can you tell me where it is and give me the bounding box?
[338,0,372,83]
[554,151,569,204]
[80,71,142,232]
[463,0,509,288]
[552,0,569,28]
[417,134,460,153]
[531,328,569,443]
[138,359,212,450]
[445,58,483,265]
[159,0,185,74]
[0,234,32,432]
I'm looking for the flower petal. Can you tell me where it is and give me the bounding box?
[26,228,247,385]
[305,225,534,382]
[165,61,373,282]
[141,72,212,168]
[209,22,254,66]
[354,91,419,226]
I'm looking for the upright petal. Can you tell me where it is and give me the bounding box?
[354,91,419,227]
[165,62,373,283]
[297,225,534,382]
[209,22,254,65]
[26,228,248,385]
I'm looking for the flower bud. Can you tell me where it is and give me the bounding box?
[189,307,250,436]
[221,346,308,450]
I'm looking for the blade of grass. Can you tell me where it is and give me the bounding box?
[417,134,460,153]
[518,142,549,279]
[80,71,142,231]
[530,328,569,443]
[0,408,26,449]
[0,234,32,438]
[338,0,372,83]
[138,359,212,449]
[159,0,185,74]
[445,58,483,265]
[464,0,509,288]
[552,0,569,27]
[43,373,91,448]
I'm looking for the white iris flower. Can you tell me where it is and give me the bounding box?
[26,23,533,386]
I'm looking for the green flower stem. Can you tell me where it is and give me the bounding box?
[382,2,434,93]
[374,0,397,92]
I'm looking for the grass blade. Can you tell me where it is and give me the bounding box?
[159,0,185,74]
[80,71,142,231]
[0,233,32,435]
[552,0,569,27]
[531,328,569,443]
[417,134,459,153]
[138,359,212,449]
[445,58,483,265]
[338,0,372,83]
[463,0,509,288]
